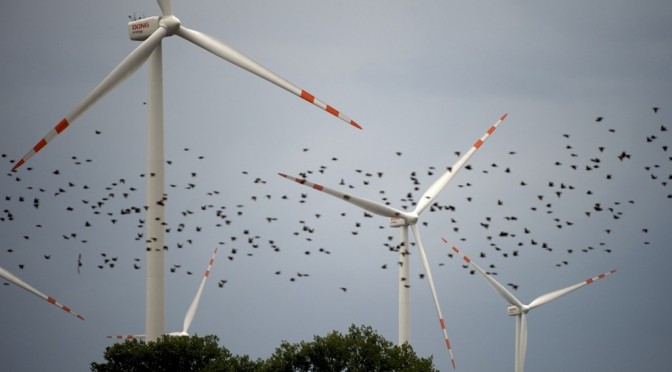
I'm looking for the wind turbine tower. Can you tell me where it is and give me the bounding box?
[11,1,360,342]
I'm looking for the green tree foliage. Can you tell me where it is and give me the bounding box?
[91,325,437,371]
[90,334,261,372]
[264,325,437,372]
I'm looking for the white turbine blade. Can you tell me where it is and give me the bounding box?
[412,226,455,369]
[175,26,361,130]
[278,173,406,218]
[414,113,507,215]
[182,247,218,335]
[527,269,616,311]
[448,241,524,309]
[156,0,173,16]
[0,265,84,320]
[11,27,167,171]
[519,313,528,372]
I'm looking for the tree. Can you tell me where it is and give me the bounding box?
[91,325,437,371]
[264,324,438,372]
[90,334,261,372]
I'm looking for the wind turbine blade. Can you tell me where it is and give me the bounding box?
[175,26,361,130]
[278,173,406,218]
[414,113,507,215]
[182,247,218,335]
[11,27,167,171]
[0,266,84,320]
[448,241,524,309]
[527,269,616,310]
[412,226,455,369]
[156,0,173,16]
[519,313,528,372]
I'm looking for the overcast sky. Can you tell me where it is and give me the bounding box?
[1,1,671,371]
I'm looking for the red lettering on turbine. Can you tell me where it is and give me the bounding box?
[132,22,150,30]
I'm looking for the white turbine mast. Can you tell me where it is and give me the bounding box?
[0,265,84,320]
[11,0,361,341]
[108,247,218,340]
[448,243,615,372]
[279,113,508,369]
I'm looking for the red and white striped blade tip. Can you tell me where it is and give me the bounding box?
[298,90,362,130]
[11,118,70,171]
[47,296,85,320]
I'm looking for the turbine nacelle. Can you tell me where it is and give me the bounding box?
[128,16,160,41]
[507,306,520,315]
[128,15,181,41]
[507,305,529,316]
[389,212,418,227]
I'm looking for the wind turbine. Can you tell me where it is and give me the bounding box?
[11,1,360,341]
[448,243,615,372]
[0,265,84,320]
[279,113,508,368]
[108,247,218,340]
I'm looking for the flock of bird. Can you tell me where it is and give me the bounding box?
[2,106,669,288]
[1,104,669,369]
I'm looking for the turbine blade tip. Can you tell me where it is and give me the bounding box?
[11,159,25,171]
[501,113,509,120]
[351,121,363,130]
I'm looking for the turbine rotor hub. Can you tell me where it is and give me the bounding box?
[160,15,181,35]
